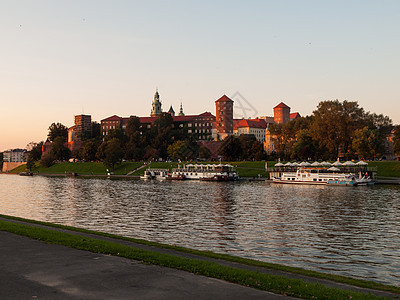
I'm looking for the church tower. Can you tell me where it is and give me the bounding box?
[151,89,162,117]
[178,102,185,116]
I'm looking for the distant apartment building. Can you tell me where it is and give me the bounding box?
[2,149,27,162]
[101,90,216,141]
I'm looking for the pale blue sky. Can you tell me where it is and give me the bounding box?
[1,0,399,151]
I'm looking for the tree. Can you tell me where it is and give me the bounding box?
[80,121,102,141]
[198,145,212,160]
[352,127,381,160]
[291,129,316,161]
[48,123,68,142]
[103,138,123,170]
[217,135,242,161]
[167,139,199,161]
[40,153,55,168]
[249,140,265,161]
[79,139,100,161]
[26,157,35,171]
[394,126,400,155]
[167,141,187,161]
[125,116,146,160]
[150,113,174,159]
[27,142,43,161]
[50,136,71,161]
[311,100,365,159]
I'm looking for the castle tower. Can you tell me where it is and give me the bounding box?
[215,95,234,140]
[273,102,290,124]
[150,89,162,117]
[178,102,185,116]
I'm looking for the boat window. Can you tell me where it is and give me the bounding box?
[313,178,317,181]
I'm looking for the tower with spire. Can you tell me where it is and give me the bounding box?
[178,102,185,116]
[150,89,162,117]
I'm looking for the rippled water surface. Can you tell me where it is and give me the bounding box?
[1,174,400,286]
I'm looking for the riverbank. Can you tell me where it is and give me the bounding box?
[4,160,400,179]
[0,215,398,299]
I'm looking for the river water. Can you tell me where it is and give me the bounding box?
[1,174,399,286]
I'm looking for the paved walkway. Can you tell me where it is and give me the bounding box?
[0,217,398,299]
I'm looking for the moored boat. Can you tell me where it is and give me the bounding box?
[167,164,238,181]
[19,171,33,176]
[273,168,358,186]
[140,169,169,180]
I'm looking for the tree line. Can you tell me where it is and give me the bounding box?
[26,112,266,171]
[269,100,398,161]
[22,100,400,171]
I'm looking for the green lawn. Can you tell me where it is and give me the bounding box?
[9,162,143,175]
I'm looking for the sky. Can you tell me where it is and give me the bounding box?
[1,0,399,151]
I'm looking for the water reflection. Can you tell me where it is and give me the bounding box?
[1,174,399,286]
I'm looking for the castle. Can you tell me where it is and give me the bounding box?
[68,90,300,155]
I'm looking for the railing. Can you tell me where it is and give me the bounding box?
[266,166,378,173]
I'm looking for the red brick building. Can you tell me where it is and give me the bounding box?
[214,95,234,140]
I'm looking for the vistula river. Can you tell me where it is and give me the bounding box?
[1,174,400,286]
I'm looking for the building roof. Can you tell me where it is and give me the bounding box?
[274,102,290,109]
[215,95,234,103]
[103,112,215,126]
[233,118,267,130]
[290,112,301,120]
[101,115,122,122]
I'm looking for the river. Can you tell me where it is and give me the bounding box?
[1,174,399,286]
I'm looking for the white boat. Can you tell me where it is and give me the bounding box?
[167,164,238,181]
[273,168,358,186]
[356,175,374,186]
[140,169,169,180]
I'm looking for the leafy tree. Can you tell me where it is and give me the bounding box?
[79,139,100,161]
[352,127,381,160]
[150,113,174,159]
[103,138,123,170]
[50,136,71,161]
[394,126,400,155]
[167,140,198,161]
[40,153,55,168]
[167,141,187,161]
[96,141,107,161]
[0,152,3,170]
[80,121,102,141]
[249,140,265,161]
[311,100,365,159]
[104,127,126,143]
[291,129,316,161]
[26,157,35,171]
[143,146,158,161]
[198,145,212,160]
[217,135,242,161]
[48,123,68,142]
[27,142,43,161]
[125,116,146,160]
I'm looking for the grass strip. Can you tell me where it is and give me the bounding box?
[1,214,399,296]
[0,218,388,300]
